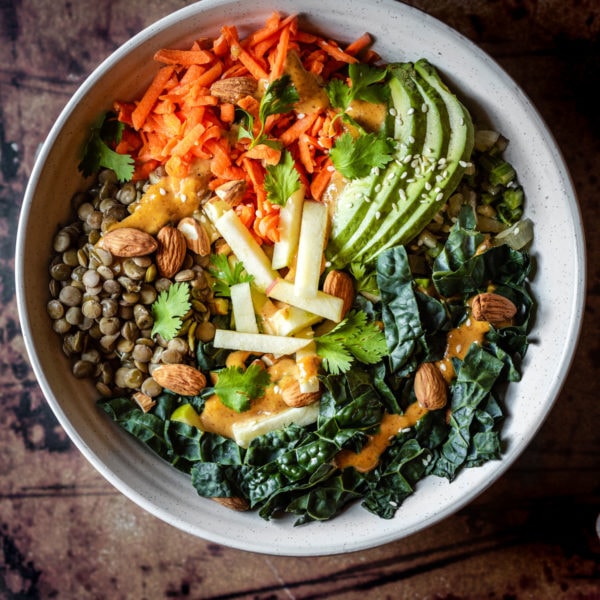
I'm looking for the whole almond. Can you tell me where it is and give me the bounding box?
[279,376,321,408]
[152,363,206,396]
[210,77,258,105]
[323,270,355,317]
[471,292,517,325]
[100,227,158,257]
[414,363,447,410]
[214,179,247,206]
[156,225,187,278]
[177,217,211,256]
[213,496,250,511]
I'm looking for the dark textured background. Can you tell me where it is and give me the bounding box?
[1,1,599,598]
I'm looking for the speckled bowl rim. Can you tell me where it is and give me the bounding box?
[16,0,585,556]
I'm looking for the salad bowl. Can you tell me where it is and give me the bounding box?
[15,0,584,555]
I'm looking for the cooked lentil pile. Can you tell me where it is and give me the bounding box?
[47,168,218,405]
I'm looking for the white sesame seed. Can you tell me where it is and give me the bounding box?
[436,192,444,202]
[421,102,428,113]
[407,107,415,115]
[375,211,381,219]
[408,135,416,144]
[159,187,167,196]
[389,107,397,116]
[374,184,382,192]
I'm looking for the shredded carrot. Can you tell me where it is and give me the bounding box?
[154,48,214,65]
[344,32,372,57]
[244,144,282,166]
[131,65,176,130]
[112,13,378,244]
[310,158,334,201]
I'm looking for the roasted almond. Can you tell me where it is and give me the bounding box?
[132,391,156,413]
[323,270,355,317]
[212,496,250,511]
[152,363,207,396]
[414,363,447,410]
[210,76,258,105]
[471,292,517,325]
[279,376,321,408]
[156,225,187,278]
[177,217,211,256]
[99,227,158,257]
[214,179,247,206]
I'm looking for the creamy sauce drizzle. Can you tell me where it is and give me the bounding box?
[436,317,490,382]
[110,173,209,234]
[200,358,297,439]
[335,402,428,473]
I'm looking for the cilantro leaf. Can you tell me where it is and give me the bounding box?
[151,282,191,341]
[214,363,272,412]
[239,75,299,148]
[326,64,388,111]
[330,131,395,179]
[208,254,254,297]
[264,150,301,206]
[316,309,388,375]
[78,111,135,182]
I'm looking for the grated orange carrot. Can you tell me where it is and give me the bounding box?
[154,48,214,65]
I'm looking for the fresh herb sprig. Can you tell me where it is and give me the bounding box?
[208,254,254,298]
[214,363,272,412]
[330,131,395,179]
[78,111,135,182]
[238,75,299,149]
[151,282,191,341]
[264,150,301,206]
[315,309,388,375]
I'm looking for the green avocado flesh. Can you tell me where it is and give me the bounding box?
[326,59,474,268]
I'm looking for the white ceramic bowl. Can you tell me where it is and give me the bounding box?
[16,0,585,556]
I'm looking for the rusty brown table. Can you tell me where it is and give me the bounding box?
[1,1,599,598]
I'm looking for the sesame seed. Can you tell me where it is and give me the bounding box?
[425,182,432,191]
[327,165,335,172]
[421,102,428,113]
[459,160,468,167]
[400,171,408,179]
[407,107,415,115]
[389,107,397,116]
[408,135,416,144]
[403,154,412,164]
[436,192,444,201]
[159,187,167,196]
[374,184,382,192]
[456,344,462,353]
[180,193,187,202]
[375,211,381,219]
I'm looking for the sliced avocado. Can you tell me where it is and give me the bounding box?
[356,59,474,263]
[328,62,449,268]
[326,65,428,267]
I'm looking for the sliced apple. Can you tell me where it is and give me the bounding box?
[212,209,278,291]
[265,304,322,337]
[232,403,320,448]
[271,186,305,270]
[213,329,312,356]
[230,281,258,334]
[294,200,328,298]
[266,278,344,323]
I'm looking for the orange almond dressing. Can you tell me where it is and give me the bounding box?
[200,358,297,439]
[335,402,428,473]
[437,317,490,382]
[109,173,208,234]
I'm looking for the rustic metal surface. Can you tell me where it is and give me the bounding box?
[1,1,599,598]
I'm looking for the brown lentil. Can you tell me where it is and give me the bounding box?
[47,168,216,404]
